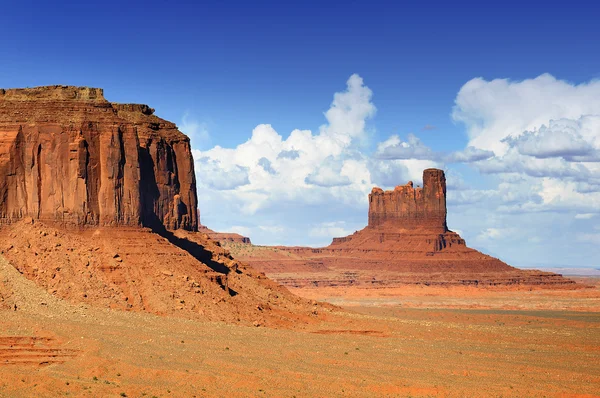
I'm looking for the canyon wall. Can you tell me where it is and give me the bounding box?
[368,168,447,232]
[0,86,197,231]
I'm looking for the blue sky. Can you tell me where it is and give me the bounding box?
[2,1,599,268]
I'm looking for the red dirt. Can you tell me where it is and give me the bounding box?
[0,336,79,367]
[0,220,331,328]
[0,272,598,397]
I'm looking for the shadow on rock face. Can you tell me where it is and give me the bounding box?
[148,220,231,276]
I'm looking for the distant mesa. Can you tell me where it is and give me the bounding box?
[197,209,252,244]
[199,225,252,244]
[224,169,578,289]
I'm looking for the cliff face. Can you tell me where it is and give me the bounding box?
[0,86,197,231]
[368,168,447,232]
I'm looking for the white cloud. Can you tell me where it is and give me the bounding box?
[445,146,495,163]
[452,74,600,155]
[321,74,376,143]
[193,74,382,217]
[375,134,435,160]
[477,228,503,240]
[191,72,600,267]
[375,135,494,163]
[180,113,210,149]
[447,189,499,206]
[447,74,600,268]
[475,227,517,242]
[229,226,252,236]
[194,156,250,190]
[452,74,600,215]
[309,221,353,239]
[538,178,600,212]
[575,213,597,219]
[502,116,600,161]
[258,225,285,234]
[305,157,353,187]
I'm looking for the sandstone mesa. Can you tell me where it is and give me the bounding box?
[0,85,325,327]
[0,85,197,230]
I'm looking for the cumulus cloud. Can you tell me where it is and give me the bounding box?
[503,117,600,161]
[452,74,600,218]
[452,74,600,155]
[180,113,210,148]
[375,134,435,160]
[305,157,352,187]
[375,135,494,164]
[194,74,377,216]
[445,74,600,268]
[445,146,495,163]
[447,189,499,206]
[309,221,353,239]
[195,157,250,190]
[368,157,438,187]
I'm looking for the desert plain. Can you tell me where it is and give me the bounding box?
[1,257,599,397]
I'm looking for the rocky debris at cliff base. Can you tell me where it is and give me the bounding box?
[0,220,334,327]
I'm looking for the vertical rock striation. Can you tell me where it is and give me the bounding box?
[368,169,447,232]
[0,85,197,231]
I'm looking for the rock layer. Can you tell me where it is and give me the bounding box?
[369,168,447,232]
[0,86,197,231]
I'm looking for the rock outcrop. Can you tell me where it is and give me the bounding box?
[0,86,328,327]
[199,225,252,244]
[197,210,252,244]
[222,169,578,290]
[0,86,197,231]
[368,168,447,232]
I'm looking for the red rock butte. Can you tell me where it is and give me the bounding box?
[368,168,447,232]
[329,169,466,256]
[227,169,577,289]
[0,85,197,231]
